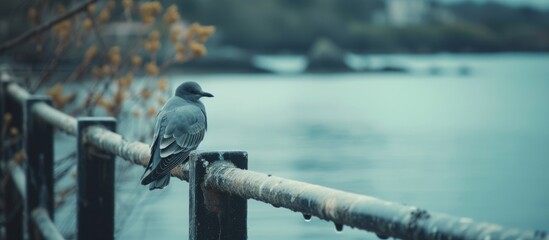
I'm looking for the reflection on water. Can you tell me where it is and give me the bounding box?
[119,54,549,239]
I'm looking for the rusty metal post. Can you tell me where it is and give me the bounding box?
[77,117,116,240]
[189,151,248,240]
[24,96,55,239]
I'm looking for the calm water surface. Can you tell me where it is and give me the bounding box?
[118,54,549,239]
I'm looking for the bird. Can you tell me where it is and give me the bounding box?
[141,81,213,190]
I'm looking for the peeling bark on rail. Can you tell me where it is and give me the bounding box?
[84,126,190,181]
[204,162,548,240]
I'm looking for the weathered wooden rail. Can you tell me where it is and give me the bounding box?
[1,72,548,240]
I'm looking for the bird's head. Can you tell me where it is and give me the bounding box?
[175,81,214,101]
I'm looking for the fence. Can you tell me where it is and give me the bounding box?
[1,72,548,240]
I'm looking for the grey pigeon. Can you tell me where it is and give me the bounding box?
[141,81,213,190]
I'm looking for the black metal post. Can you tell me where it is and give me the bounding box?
[0,78,8,162]
[77,117,116,240]
[0,78,11,170]
[2,77,25,240]
[5,168,25,240]
[189,151,248,240]
[1,80,23,163]
[24,96,54,239]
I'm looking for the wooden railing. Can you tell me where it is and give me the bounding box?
[1,73,547,240]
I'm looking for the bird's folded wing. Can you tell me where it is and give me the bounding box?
[160,106,206,158]
[149,111,165,153]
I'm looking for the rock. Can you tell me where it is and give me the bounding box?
[306,38,352,73]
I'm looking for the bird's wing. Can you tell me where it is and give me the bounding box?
[161,106,206,156]
[141,110,168,182]
[149,110,166,154]
[151,106,206,177]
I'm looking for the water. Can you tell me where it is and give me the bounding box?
[118,54,549,239]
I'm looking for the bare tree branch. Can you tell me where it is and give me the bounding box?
[85,10,108,54]
[0,0,98,54]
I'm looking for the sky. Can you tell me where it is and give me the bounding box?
[437,0,549,9]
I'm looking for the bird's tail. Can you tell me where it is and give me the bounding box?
[141,141,161,186]
[148,173,171,190]
[141,159,171,190]
[141,152,189,187]
[140,157,159,186]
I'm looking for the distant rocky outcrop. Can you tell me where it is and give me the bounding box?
[306,38,352,73]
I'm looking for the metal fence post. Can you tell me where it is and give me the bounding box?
[24,96,54,239]
[1,78,10,178]
[190,151,248,240]
[0,78,9,162]
[1,80,23,163]
[77,117,116,240]
[2,78,25,240]
[5,166,25,240]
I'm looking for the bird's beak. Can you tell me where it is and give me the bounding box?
[201,91,214,97]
